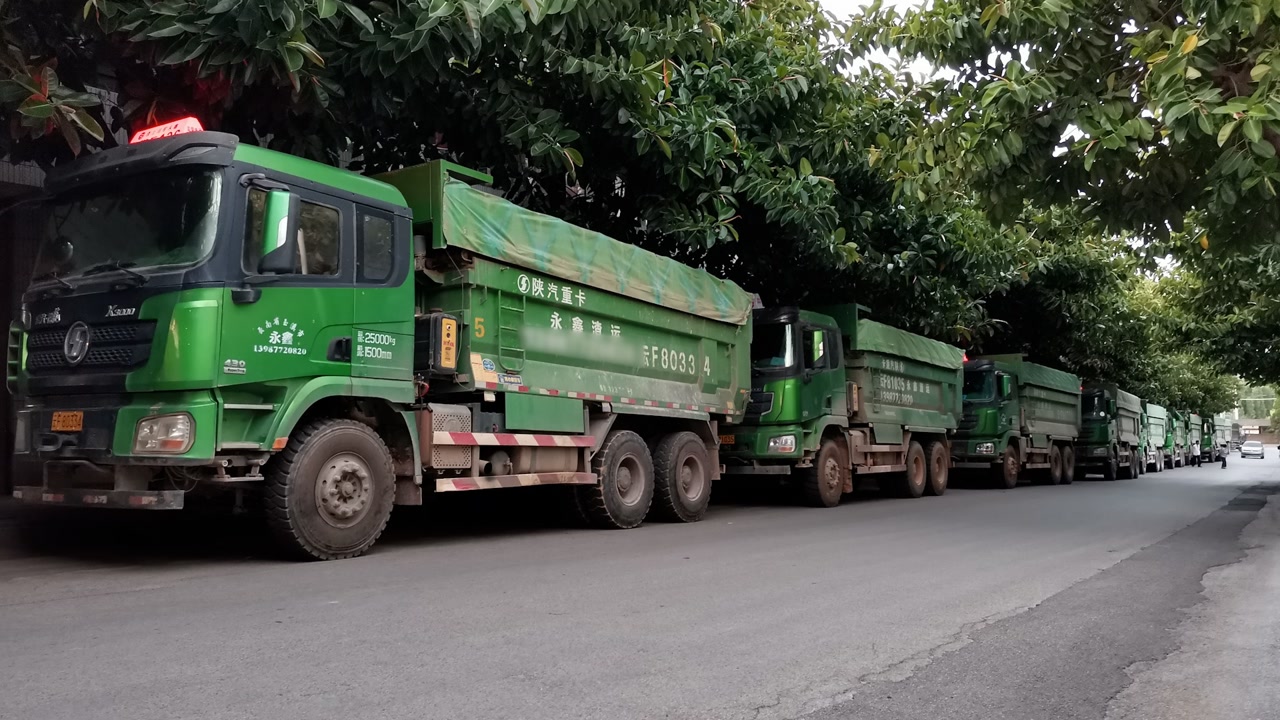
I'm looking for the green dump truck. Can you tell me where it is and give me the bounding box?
[1187,413,1203,466]
[1143,402,1168,472]
[1199,416,1220,463]
[721,305,963,507]
[7,127,753,559]
[1074,382,1142,480]
[953,355,1082,488]
[1166,410,1190,468]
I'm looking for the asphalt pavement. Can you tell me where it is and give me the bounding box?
[0,455,1275,720]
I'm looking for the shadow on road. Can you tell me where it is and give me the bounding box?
[1,476,913,565]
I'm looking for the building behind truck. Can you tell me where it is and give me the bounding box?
[953,355,1081,488]
[1075,382,1142,480]
[8,125,754,559]
[722,305,963,507]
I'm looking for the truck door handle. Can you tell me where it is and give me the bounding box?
[328,337,352,362]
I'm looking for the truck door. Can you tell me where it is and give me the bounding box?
[220,184,355,387]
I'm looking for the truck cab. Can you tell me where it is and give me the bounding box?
[7,127,433,530]
[955,358,1017,463]
[727,306,845,463]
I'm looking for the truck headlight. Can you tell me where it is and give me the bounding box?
[975,442,995,455]
[767,435,797,453]
[134,413,194,454]
[1093,447,1109,456]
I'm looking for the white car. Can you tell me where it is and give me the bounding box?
[1241,440,1265,459]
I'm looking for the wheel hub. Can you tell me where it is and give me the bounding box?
[824,459,840,491]
[316,454,373,528]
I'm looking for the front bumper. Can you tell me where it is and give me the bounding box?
[1074,444,1113,467]
[14,391,219,463]
[720,424,807,462]
[951,436,1001,466]
[12,486,184,509]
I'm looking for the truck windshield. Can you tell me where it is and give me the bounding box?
[963,370,994,403]
[30,167,222,283]
[1082,390,1107,419]
[752,322,795,371]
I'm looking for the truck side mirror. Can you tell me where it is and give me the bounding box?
[258,190,300,275]
[1108,398,1117,415]
[998,374,1012,398]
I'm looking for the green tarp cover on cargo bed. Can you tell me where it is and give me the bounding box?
[855,320,964,369]
[1019,362,1080,396]
[1085,382,1141,413]
[439,180,753,325]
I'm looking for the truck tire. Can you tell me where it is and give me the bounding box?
[1062,445,1075,484]
[924,440,948,496]
[576,430,654,529]
[1047,445,1064,485]
[1103,447,1118,481]
[1137,453,1145,475]
[1121,448,1137,479]
[893,440,927,498]
[263,419,396,561]
[992,447,1019,489]
[801,437,849,508]
[651,432,711,523]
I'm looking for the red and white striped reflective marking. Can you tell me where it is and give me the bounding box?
[436,472,597,492]
[432,432,594,448]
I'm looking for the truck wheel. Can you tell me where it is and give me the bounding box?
[992,447,1019,489]
[1062,445,1075,484]
[651,432,711,523]
[1047,445,1064,485]
[264,419,396,561]
[1103,448,1118,481]
[894,440,927,498]
[924,440,948,496]
[576,430,654,529]
[1120,449,1136,479]
[801,437,849,508]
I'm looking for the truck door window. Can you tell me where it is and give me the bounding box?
[805,328,827,369]
[358,212,394,282]
[295,201,340,275]
[243,189,340,276]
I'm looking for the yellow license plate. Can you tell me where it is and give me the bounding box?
[51,411,83,432]
[719,434,735,445]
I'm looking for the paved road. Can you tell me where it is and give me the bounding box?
[0,456,1275,720]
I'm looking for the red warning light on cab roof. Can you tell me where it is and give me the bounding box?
[129,116,204,144]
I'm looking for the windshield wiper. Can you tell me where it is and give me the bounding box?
[81,260,148,286]
[32,271,74,297]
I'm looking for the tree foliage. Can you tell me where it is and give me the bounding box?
[849,0,1280,383]
[0,0,1245,411]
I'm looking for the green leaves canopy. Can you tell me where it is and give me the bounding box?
[848,0,1280,385]
[0,0,1243,411]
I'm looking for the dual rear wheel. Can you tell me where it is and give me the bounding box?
[576,429,713,528]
